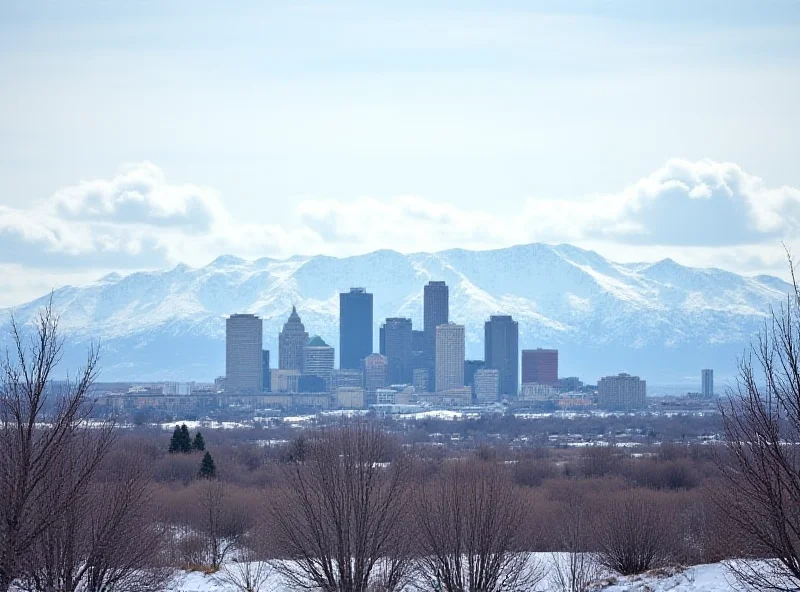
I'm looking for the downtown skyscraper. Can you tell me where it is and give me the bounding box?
[521,348,558,386]
[424,280,449,390]
[435,323,464,392]
[225,313,263,393]
[485,315,519,398]
[279,306,308,371]
[339,288,373,370]
[382,317,413,385]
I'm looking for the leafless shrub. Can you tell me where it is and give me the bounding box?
[593,488,674,576]
[269,421,412,592]
[413,460,544,592]
[215,549,274,592]
[547,483,602,592]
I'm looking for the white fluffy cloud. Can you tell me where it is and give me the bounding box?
[0,158,798,302]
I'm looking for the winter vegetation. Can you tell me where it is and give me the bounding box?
[2,256,800,592]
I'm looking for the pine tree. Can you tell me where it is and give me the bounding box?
[199,451,216,479]
[179,424,193,453]
[193,432,205,452]
[168,425,181,454]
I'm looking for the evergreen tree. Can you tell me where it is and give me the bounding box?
[193,432,206,452]
[168,425,181,454]
[199,451,216,479]
[179,424,193,453]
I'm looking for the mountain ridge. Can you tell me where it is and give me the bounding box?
[0,243,790,385]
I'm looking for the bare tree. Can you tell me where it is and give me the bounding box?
[713,252,800,590]
[413,460,543,592]
[20,445,171,592]
[593,488,673,576]
[0,300,114,592]
[196,479,249,571]
[548,484,602,592]
[270,421,412,592]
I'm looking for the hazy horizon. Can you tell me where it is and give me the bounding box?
[1,1,799,307]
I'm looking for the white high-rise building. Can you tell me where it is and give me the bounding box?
[225,314,263,393]
[435,323,465,393]
[474,368,500,403]
[702,369,714,398]
[303,336,335,388]
[597,373,646,410]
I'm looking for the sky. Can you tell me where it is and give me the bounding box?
[1,0,799,307]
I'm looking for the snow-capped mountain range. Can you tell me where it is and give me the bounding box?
[0,243,791,386]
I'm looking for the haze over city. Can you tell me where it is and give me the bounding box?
[1,0,799,308]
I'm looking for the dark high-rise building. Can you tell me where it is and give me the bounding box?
[225,314,263,393]
[485,315,519,398]
[521,348,558,386]
[279,306,308,371]
[262,350,271,392]
[411,329,426,373]
[412,330,425,354]
[339,288,373,370]
[382,318,413,384]
[379,326,386,356]
[464,359,485,388]
[423,281,449,390]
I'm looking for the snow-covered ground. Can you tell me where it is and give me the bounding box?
[165,559,739,592]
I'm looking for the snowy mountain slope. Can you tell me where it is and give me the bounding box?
[0,243,792,383]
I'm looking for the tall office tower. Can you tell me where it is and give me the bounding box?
[339,288,373,370]
[474,368,501,404]
[484,315,519,398]
[225,313,263,393]
[279,306,308,371]
[597,373,647,410]
[464,360,485,388]
[303,336,335,389]
[521,348,559,386]
[435,323,465,392]
[382,318,413,384]
[262,350,271,392]
[701,369,714,398]
[411,329,426,372]
[424,281,449,389]
[379,326,386,356]
[412,330,425,354]
[363,353,388,405]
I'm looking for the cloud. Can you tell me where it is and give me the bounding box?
[591,159,800,245]
[1,159,799,282]
[49,162,226,232]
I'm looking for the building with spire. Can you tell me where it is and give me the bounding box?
[279,306,308,371]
